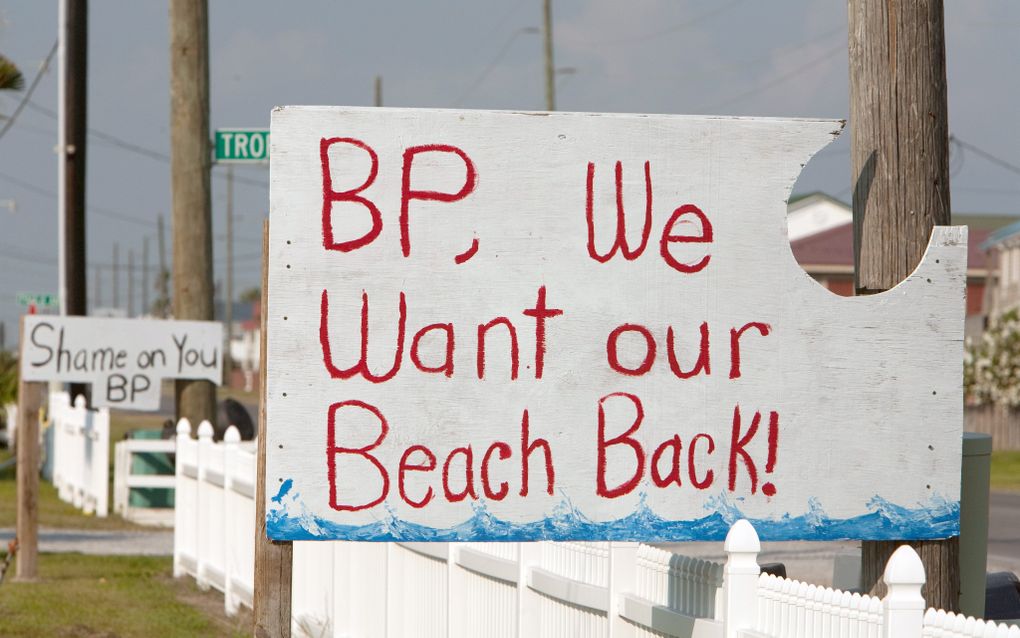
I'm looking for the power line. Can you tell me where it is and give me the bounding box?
[951,135,1020,177]
[0,40,57,142]
[23,100,268,190]
[697,43,844,112]
[454,26,539,107]
[0,169,158,228]
[597,0,748,46]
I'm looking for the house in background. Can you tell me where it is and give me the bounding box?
[788,192,1017,337]
[980,220,1020,321]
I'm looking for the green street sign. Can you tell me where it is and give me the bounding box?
[17,292,58,308]
[215,128,270,163]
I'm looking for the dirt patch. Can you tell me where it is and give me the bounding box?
[57,625,120,638]
[164,573,252,637]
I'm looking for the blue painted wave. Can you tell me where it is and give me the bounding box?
[267,484,959,542]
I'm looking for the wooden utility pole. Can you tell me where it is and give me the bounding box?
[374,75,382,107]
[253,220,292,637]
[127,249,135,317]
[169,0,216,424]
[93,264,100,310]
[112,242,119,310]
[142,236,150,316]
[542,0,555,111]
[15,318,45,580]
[156,214,170,318]
[850,0,957,611]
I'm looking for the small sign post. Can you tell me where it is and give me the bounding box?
[214,128,270,163]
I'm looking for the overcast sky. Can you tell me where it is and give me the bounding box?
[0,1,1017,339]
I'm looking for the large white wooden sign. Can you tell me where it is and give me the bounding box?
[21,316,222,410]
[266,107,965,542]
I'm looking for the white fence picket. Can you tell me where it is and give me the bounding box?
[48,391,109,517]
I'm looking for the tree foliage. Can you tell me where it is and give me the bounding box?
[0,351,17,407]
[965,309,1020,407]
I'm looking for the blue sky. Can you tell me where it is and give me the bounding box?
[0,1,1017,337]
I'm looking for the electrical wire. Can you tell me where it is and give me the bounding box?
[22,101,268,190]
[951,135,1020,177]
[597,0,748,46]
[0,169,157,229]
[697,43,844,112]
[454,27,538,107]
[0,40,57,142]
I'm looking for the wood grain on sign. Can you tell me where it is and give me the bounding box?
[265,107,966,543]
[19,316,222,410]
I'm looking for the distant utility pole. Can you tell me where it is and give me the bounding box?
[542,0,555,111]
[157,214,170,318]
[93,264,100,310]
[112,242,119,310]
[850,0,957,612]
[142,236,150,316]
[374,75,383,107]
[127,249,135,317]
[224,165,234,381]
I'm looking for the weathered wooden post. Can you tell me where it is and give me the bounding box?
[849,0,958,611]
[253,220,292,637]
[15,317,44,581]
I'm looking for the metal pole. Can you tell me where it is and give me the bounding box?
[64,0,87,324]
[224,165,234,382]
[57,0,67,316]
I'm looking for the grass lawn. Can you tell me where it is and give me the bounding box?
[0,553,249,637]
[991,450,1020,492]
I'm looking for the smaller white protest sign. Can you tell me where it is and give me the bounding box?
[20,316,222,410]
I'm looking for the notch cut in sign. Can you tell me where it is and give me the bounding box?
[19,316,223,410]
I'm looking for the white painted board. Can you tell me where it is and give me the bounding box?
[266,107,965,542]
[20,316,222,410]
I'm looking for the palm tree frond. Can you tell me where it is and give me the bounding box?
[0,55,25,91]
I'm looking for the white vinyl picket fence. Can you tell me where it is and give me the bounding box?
[171,419,1020,638]
[49,391,109,517]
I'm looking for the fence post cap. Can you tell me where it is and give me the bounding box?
[197,420,214,439]
[224,425,241,444]
[883,544,926,591]
[73,394,87,409]
[176,418,191,436]
[723,519,761,553]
